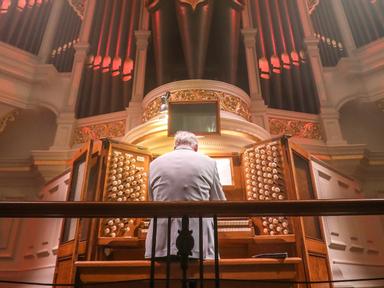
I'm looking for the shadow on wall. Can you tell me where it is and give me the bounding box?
[339,99,384,153]
[0,107,57,159]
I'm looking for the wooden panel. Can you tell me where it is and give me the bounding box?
[55,258,73,285]
[305,238,328,255]
[308,254,331,288]
[76,258,301,284]
[57,241,86,258]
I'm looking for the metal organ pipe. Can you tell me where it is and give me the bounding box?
[280,0,305,112]
[89,0,110,116]
[264,0,283,109]
[274,0,295,111]
[253,0,270,106]
[76,0,140,118]
[99,0,119,115]
[110,0,128,113]
[122,0,138,107]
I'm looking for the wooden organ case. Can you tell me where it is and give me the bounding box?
[53,136,333,287]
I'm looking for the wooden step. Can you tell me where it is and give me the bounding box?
[75,257,302,283]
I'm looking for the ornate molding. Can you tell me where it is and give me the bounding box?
[0,109,19,134]
[143,89,251,122]
[67,0,86,20]
[72,120,125,144]
[269,118,323,140]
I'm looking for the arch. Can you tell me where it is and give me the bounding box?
[0,107,57,159]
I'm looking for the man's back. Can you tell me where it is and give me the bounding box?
[149,146,224,202]
[145,145,226,259]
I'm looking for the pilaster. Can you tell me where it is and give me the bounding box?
[126,30,151,132]
[49,0,97,151]
[304,37,329,106]
[50,112,77,149]
[305,38,346,144]
[241,28,268,129]
[131,30,151,103]
[125,102,144,133]
[297,0,347,145]
[319,106,347,145]
[66,0,97,109]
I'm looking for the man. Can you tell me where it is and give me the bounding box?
[145,131,226,259]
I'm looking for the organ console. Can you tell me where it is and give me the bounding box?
[53,136,334,287]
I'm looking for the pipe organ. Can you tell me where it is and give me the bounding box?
[52,136,338,287]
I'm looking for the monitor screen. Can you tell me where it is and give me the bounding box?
[168,101,220,135]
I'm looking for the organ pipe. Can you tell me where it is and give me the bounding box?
[76,0,140,118]
[341,0,384,48]
[49,0,82,72]
[251,0,319,114]
[0,0,52,55]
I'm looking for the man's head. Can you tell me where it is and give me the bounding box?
[174,131,198,152]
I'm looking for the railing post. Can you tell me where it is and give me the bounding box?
[213,215,220,288]
[199,217,204,288]
[150,217,158,288]
[166,217,172,288]
[176,216,194,288]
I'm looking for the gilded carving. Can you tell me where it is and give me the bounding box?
[178,0,207,11]
[143,89,251,121]
[68,0,86,20]
[307,0,320,15]
[269,118,323,140]
[72,120,125,144]
[0,109,19,134]
[376,98,384,112]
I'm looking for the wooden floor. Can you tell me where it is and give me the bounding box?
[76,257,301,288]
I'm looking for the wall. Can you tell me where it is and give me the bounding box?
[0,172,70,288]
[312,160,384,288]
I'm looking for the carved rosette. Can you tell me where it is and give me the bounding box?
[143,89,251,122]
[0,109,20,134]
[72,120,125,144]
[269,118,323,140]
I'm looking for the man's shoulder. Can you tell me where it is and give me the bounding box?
[151,150,214,164]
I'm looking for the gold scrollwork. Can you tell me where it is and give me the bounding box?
[178,0,207,11]
[68,0,86,20]
[0,109,20,134]
[143,89,251,121]
[307,0,320,15]
[269,118,323,140]
[72,120,125,144]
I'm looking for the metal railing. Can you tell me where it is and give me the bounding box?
[1,199,384,288]
[1,199,384,218]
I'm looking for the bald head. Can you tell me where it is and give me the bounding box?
[174,131,198,151]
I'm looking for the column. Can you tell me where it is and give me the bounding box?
[38,0,65,63]
[241,28,269,129]
[329,0,356,56]
[125,30,151,132]
[50,0,96,150]
[241,0,268,129]
[125,1,151,132]
[297,0,346,145]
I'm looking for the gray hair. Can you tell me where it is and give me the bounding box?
[174,131,198,149]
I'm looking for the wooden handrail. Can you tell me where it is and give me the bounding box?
[0,199,383,218]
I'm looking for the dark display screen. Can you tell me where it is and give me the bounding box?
[168,101,220,135]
